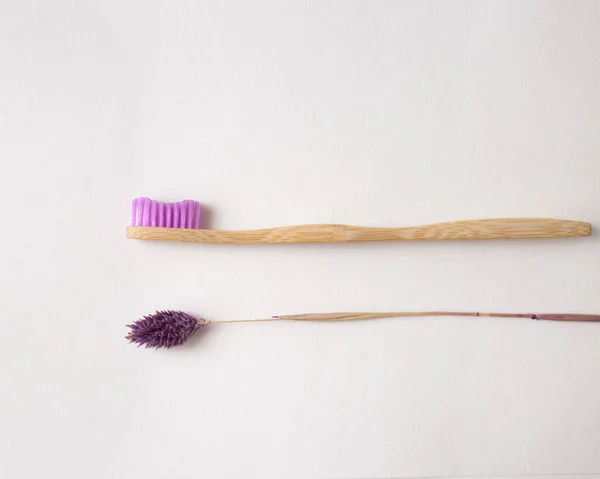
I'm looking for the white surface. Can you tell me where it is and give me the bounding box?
[1,1,600,478]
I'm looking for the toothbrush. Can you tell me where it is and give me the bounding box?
[126,310,600,349]
[126,198,591,244]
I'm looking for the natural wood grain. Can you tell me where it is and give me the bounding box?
[213,311,600,323]
[126,218,591,244]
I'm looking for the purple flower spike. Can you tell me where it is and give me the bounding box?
[126,310,210,349]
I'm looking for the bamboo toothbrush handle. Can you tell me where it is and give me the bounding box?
[126,218,590,244]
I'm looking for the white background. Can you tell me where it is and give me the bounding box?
[1,1,600,478]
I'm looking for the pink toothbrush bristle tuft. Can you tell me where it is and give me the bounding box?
[131,197,202,228]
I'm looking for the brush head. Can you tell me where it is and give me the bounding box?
[132,197,201,228]
[126,310,210,348]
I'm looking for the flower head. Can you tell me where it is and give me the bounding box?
[126,310,209,349]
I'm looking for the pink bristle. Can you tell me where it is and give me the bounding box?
[134,198,144,226]
[137,199,145,226]
[158,202,165,227]
[180,201,188,228]
[193,202,201,228]
[173,201,180,227]
[150,200,158,226]
[182,201,189,228]
[142,198,151,226]
[138,198,143,226]
[186,201,194,228]
[166,203,173,227]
